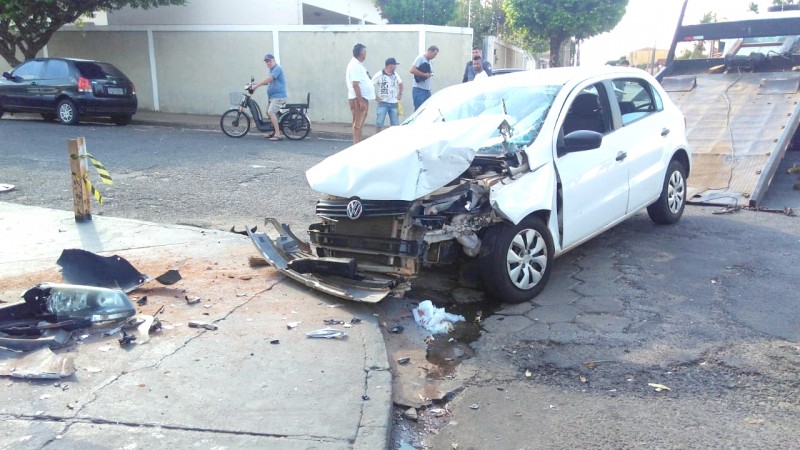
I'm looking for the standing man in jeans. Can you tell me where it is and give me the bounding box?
[410,45,439,111]
[346,43,376,144]
[252,53,287,141]
[371,57,403,134]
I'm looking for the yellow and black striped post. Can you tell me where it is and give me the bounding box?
[68,137,113,222]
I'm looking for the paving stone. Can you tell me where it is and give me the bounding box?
[495,302,535,316]
[548,322,593,344]
[575,313,634,333]
[532,288,582,306]
[482,314,533,334]
[574,296,625,314]
[524,304,581,324]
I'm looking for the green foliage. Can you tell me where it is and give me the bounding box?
[0,0,186,67]
[451,0,506,47]
[373,0,457,25]
[503,0,628,67]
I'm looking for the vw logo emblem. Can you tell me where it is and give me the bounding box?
[346,199,363,220]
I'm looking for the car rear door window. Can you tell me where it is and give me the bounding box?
[562,83,612,135]
[42,60,70,79]
[74,61,126,80]
[613,78,663,125]
[12,60,45,80]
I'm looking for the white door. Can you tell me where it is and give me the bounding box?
[555,83,629,248]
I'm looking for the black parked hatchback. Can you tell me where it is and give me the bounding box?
[0,57,137,125]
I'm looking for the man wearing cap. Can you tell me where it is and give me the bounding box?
[371,57,403,133]
[252,53,287,141]
[346,43,376,144]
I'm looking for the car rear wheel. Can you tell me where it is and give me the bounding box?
[112,115,132,126]
[57,99,80,125]
[647,159,686,224]
[478,215,554,303]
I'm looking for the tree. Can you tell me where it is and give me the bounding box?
[502,0,628,67]
[373,0,457,25]
[0,0,186,67]
[451,0,506,47]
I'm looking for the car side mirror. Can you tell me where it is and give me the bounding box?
[2,71,13,81]
[562,130,603,153]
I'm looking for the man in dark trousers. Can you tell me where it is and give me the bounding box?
[462,46,493,82]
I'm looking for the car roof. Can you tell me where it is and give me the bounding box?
[487,65,653,88]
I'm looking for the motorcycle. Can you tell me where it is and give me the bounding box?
[220,77,311,140]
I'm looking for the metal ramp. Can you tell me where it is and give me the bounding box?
[663,72,800,206]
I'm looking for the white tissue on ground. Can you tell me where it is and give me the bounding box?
[412,300,465,334]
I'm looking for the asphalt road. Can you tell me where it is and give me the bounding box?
[0,118,345,232]
[2,118,800,449]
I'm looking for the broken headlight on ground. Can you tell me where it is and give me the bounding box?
[0,283,136,336]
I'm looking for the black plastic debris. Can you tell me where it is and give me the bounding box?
[57,249,182,292]
[230,225,257,235]
[155,269,182,285]
[389,325,404,334]
[136,296,148,306]
[118,330,136,346]
[323,319,345,325]
[397,357,411,364]
[287,257,358,278]
[58,249,150,292]
[350,317,362,325]
[270,339,280,345]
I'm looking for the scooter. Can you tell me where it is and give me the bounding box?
[220,77,311,140]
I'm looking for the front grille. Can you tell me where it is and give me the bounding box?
[316,199,412,218]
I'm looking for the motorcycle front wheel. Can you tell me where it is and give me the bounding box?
[220,109,251,137]
[280,111,311,140]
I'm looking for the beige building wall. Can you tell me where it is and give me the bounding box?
[38,24,476,124]
[628,48,669,68]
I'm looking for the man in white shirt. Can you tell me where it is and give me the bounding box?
[346,43,376,144]
[472,56,489,81]
[371,57,403,133]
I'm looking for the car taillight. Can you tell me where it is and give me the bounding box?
[131,83,136,95]
[78,77,91,93]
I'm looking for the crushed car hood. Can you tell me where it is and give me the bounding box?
[306,116,511,201]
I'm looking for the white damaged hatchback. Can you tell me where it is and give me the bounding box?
[250,66,691,303]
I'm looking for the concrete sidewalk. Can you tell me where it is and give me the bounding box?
[132,110,359,141]
[0,202,391,449]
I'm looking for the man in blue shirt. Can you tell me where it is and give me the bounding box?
[252,53,287,141]
[462,46,492,82]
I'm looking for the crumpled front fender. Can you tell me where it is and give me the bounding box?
[489,162,556,225]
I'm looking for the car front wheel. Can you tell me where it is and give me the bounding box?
[478,215,554,303]
[647,159,687,224]
[57,99,80,125]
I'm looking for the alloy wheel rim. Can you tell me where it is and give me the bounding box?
[506,228,547,290]
[59,104,73,122]
[667,170,685,213]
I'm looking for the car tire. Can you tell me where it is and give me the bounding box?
[478,215,554,303]
[57,99,80,125]
[647,159,687,225]
[112,115,132,126]
[0,103,5,119]
[41,113,57,122]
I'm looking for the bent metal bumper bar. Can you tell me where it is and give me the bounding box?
[247,219,396,303]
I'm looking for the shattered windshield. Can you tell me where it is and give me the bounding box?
[403,82,560,154]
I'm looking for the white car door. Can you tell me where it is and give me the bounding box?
[609,77,672,213]
[554,82,629,248]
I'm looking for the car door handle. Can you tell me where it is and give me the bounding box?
[616,151,627,161]
[661,127,670,136]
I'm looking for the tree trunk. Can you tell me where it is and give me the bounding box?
[549,37,564,68]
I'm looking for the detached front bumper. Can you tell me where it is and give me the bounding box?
[247,219,400,303]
